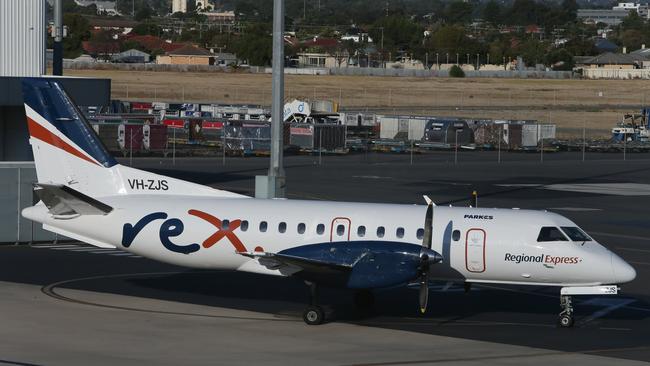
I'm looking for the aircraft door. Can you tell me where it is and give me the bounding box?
[330,217,351,242]
[465,229,486,273]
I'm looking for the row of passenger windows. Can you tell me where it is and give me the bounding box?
[221,219,428,239]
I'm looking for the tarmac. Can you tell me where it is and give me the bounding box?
[1,150,649,365]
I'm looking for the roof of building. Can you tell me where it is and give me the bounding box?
[594,38,619,52]
[629,47,650,57]
[167,45,213,56]
[213,52,237,60]
[82,41,120,55]
[116,48,150,56]
[126,35,185,53]
[581,52,642,65]
[302,37,339,49]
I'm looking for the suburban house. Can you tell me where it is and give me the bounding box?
[112,49,151,63]
[156,45,216,65]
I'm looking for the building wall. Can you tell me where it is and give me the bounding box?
[157,55,212,65]
[0,0,46,77]
[172,0,187,13]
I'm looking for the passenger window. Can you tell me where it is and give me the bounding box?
[259,221,268,232]
[316,224,325,235]
[377,226,385,238]
[357,225,366,237]
[396,227,405,238]
[452,230,461,241]
[336,224,345,236]
[537,227,568,242]
[416,228,424,240]
[222,219,230,230]
[279,222,287,233]
[297,223,306,234]
[240,220,249,232]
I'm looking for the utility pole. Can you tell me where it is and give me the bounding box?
[53,0,63,76]
[258,0,286,198]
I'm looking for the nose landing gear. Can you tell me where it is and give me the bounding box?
[558,295,574,328]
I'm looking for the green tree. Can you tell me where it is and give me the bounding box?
[445,1,474,24]
[545,48,574,70]
[518,39,548,66]
[621,11,644,31]
[62,13,91,58]
[370,15,424,56]
[449,64,465,77]
[561,0,578,22]
[482,0,502,24]
[233,24,272,66]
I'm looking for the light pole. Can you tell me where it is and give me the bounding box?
[476,53,479,70]
[436,53,439,69]
[456,53,459,65]
[466,53,469,65]
[266,0,286,198]
[446,53,449,65]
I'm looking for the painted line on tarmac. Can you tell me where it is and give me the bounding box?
[590,232,650,242]
[578,298,635,326]
[616,247,650,254]
[40,271,299,323]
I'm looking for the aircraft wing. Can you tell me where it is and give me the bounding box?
[239,251,352,286]
[238,241,441,289]
[35,183,113,217]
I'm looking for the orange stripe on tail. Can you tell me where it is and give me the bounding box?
[27,117,100,167]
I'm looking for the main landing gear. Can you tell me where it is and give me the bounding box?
[303,281,325,325]
[558,295,574,328]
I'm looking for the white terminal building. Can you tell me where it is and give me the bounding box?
[578,2,650,26]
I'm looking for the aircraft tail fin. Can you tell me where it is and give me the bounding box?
[21,78,245,199]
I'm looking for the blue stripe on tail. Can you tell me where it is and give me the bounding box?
[21,78,117,168]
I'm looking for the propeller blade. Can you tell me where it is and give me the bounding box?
[422,202,433,249]
[419,274,429,314]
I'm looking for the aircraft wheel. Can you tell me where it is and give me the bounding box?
[354,290,375,311]
[558,314,574,328]
[303,305,325,325]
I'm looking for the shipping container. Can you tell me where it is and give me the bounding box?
[119,124,144,151]
[407,119,427,140]
[94,124,121,152]
[379,116,399,139]
[424,119,474,144]
[522,124,557,147]
[314,124,346,150]
[143,124,167,151]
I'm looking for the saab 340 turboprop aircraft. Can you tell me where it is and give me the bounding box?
[20,78,636,326]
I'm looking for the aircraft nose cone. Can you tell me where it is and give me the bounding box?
[612,252,637,284]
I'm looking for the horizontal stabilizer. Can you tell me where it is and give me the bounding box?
[35,183,113,217]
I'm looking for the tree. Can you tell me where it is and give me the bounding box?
[62,13,90,58]
[370,15,424,56]
[483,0,502,24]
[561,0,578,22]
[449,64,465,77]
[135,6,153,21]
[621,11,644,31]
[233,24,272,66]
[518,39,548,66]
[545,48,574,70]
[444,1,474,24]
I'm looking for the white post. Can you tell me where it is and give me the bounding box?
[173,127,176,166]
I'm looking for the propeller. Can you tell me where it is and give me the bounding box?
[418,197,443,314]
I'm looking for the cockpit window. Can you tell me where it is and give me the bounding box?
[537,227,569,242]
[561,227,592,242]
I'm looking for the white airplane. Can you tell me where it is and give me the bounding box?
[20,78,636,327]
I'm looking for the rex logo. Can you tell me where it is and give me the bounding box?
[121,210,247,255]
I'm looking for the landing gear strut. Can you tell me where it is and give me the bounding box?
[302,281,325,325]
[558,295,574,328]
